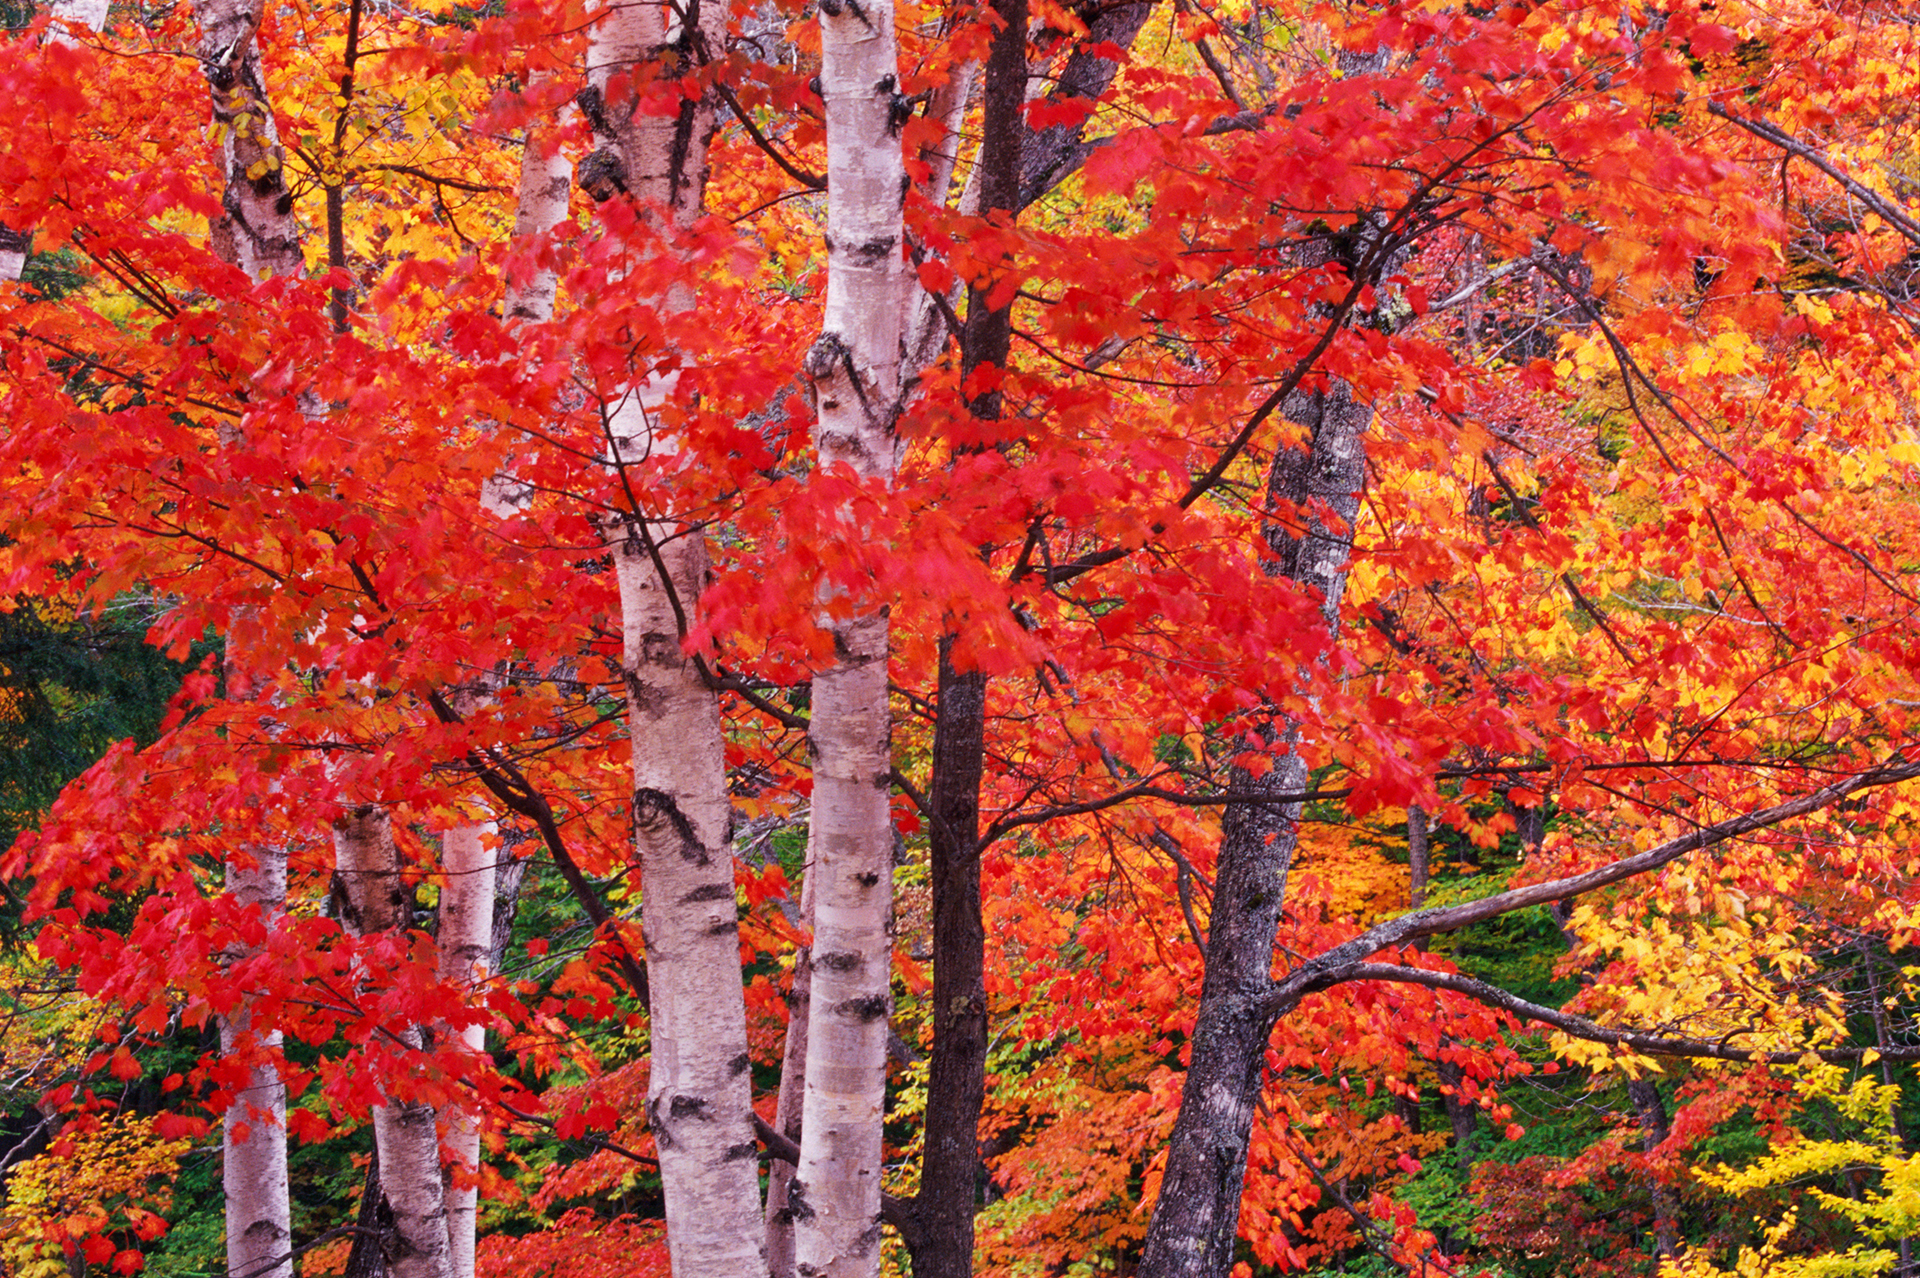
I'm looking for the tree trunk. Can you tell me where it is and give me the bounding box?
[905,653,990,1278]
[792,0,910,1269]
[341,1148,394,1278]
[192,0,302,281]
[582,3,767,1271]
[1137,384,1371,1278]
[899,1,1024,1270]
[1437,1053,1478,1170]
[1627,1077,1678,1260]
[1407,803,1430,910]
[332,807,454,1278]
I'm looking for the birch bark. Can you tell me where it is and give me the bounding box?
[193,0,303,281]
[186,0,303,1268]
[423,118,573,1278]
[581,2,766,1270]
[765,856,816,1278]
[791,0,911,1272]
[433,822,493,1278]
[221,837,292,1278]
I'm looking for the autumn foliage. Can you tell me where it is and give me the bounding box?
[3,0,1920,1274]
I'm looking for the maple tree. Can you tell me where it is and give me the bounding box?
[3,0,1920,1275]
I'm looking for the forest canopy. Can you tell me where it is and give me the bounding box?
[2,0,1920,1276]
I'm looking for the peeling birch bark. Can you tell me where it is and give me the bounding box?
[333,807,455,1278]
[581,1,766,1271]
[192,0,302,280]
[793,0,911,1270]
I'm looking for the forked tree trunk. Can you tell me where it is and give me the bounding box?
[333,807,455,1278]
[582,2,766,1271]
[791,0,911,1271]
[1137,384,1371,1278]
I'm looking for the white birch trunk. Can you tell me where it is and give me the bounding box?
[583,2,766,1272]
[222,842,292,1278]
[433,822,493,1278]
[334,806,455,1278]
[424,128,572,1278]
[792,0,911,1272]
[187,0,300,1265]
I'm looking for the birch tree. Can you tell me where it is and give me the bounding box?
[581,0,766,1269]
[189,0,302,1269]
[790,0,911,1272]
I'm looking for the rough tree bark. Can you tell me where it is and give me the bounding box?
[790,0,911,1269]
[581,1,766,1271]
[1136,382,1371,1278]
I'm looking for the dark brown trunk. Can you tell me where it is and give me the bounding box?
[1407,803,1430,910]
[900,5,1025,1272]
[342,1147,394,1278]
[904,651,990,1278]
[1437,1054,1477,1169]
[1018,0,1155,208]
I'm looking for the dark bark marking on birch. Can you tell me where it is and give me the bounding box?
[837,994,890,1021]
[632,787,711,866]
[816,950,862,971]
[668,1094,712,1120]
[784,1178,817,1223]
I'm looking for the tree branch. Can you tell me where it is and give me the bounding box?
[1317,963,1920,1065]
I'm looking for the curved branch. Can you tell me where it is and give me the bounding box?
[1315,963,1920,1065]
